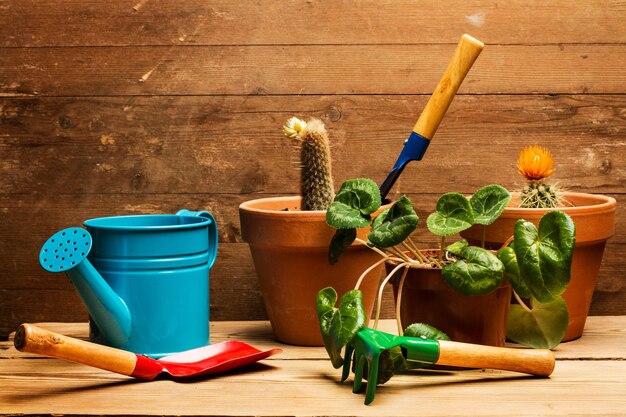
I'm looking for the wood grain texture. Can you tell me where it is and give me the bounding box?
[1,95,624,195]
[1,0,625,47]
[5,317,625,361]
[1,45,624,96]
[0,1,624,337]
[1,319,625,416]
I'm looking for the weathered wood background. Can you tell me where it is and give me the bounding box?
[1,1,624,337]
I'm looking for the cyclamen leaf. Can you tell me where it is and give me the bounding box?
[326,192,372,229]
[470,184,512,225]
[325,178,381,230]
[368,195,418,248]
[445,240,468,257]
[373,347,407,385]
[426,192,475,236]
[404,323,450,341]
[506,296,568,349]
[328,228,357,265]
[497,246,532,298]
[316,288,366,368]
[514,211,576,303]
[442,246,504,295]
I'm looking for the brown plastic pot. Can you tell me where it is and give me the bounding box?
[388,254,511,347]
[460,192,616,341]
[239,196,384,346]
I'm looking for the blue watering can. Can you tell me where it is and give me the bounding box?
[38,209,218,358]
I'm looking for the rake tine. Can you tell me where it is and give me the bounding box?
[341,343,354,382]
[364,352,381,405]
[352,350,366,393]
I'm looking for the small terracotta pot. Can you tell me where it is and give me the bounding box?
[460,192,616,341]
[239,196,384,346]
[388,254,512,347]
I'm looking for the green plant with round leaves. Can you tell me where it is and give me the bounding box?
[497,211,575,348]
[320,178,576,355]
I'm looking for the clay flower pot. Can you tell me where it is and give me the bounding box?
[461,192,616,341]
[239,196,384,346]
[388,252,512,347]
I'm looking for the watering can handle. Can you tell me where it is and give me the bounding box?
[176,209,219,269]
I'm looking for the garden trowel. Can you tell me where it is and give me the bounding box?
[14,324,281,380]
[379,34,484,200]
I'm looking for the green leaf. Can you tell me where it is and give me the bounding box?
[514,211,576,303]
[316,288,366,368]
[325,179,381,229]
[375,347,407,385]
[498,246,531,298]
[506,296,569,349]
[442,246,504,295]
[445,240,468,257]
[367,195,418,248]
[404,323,450,341]
[470,184,512,225]
[426,192,475,236]
[328,228,357,265]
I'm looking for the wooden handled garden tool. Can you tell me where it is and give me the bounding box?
[379,34,484,200]
[14,324,281,380]
[344,328,555,405]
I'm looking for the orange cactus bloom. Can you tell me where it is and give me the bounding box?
[517,145,556,181]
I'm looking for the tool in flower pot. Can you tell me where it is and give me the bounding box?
[343,327,555,405]
[379,34,484,200]
[14,324,282,380]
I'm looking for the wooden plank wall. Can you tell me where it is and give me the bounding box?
[1,1,625,337]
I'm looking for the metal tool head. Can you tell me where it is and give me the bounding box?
[39,227,92,272]
[344,327,440,405]
[379,131,431,201]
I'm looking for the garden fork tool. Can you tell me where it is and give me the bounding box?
[379,34,484,200]
[343,327,555,405]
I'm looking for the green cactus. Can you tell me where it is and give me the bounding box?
[283,117,335,211]
[520,181,564,208]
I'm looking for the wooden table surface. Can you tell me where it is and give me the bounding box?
[1,318,625,416]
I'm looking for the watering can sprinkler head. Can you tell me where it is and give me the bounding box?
[39,227,132,348]
[39,227,92,273]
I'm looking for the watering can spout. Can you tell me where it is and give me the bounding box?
[39,228,132,348]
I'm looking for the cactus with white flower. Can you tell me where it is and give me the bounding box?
[283,117,335,211]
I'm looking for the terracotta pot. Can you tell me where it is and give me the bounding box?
[460,192,616,341]
[388,256,511,347]
[239,196,384,346]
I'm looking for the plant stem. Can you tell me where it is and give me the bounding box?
[389,246,410,262]
[401,241,422,263]
[354,238,387,258]
[406,238,428,263]
[354,257,389,291]
[395,265,409,336]
[481,225,486,248]
[513,290,533,313]
[439,236,445,263]
[373,262,408,330]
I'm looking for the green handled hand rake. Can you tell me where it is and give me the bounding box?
[343,327,555,405]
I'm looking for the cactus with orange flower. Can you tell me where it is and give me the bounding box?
[517,145,564,208]
[283,117,335,211]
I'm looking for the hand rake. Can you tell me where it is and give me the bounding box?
[343,327,555,405]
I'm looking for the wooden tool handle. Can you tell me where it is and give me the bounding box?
[437,340,555,377]
[14,323,138,376]
[413,34,484,139]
